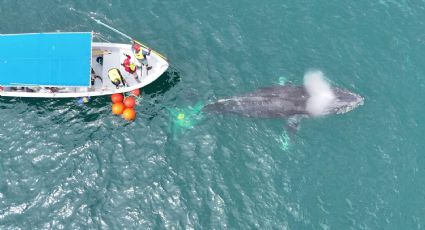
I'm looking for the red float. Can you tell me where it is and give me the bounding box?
[111,93,124,103]
[123,96,136,108]
[130,88,140,97]
[112,102,125,115]
[122,108,136,121]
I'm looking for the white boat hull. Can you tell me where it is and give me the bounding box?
[0,42,169,98]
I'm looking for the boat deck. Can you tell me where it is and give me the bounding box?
[92,45,162,91]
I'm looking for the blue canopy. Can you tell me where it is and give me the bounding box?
[0,32,92,86]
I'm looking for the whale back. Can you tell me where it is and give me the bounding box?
[204,85,310,118]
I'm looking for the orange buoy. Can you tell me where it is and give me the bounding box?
[130,88,140,97]
[111,93,124,103]
[123,96,136,108]
[122,108,136,121]
[112,102,125,115]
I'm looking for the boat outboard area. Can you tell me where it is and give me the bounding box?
[0,32,169,98]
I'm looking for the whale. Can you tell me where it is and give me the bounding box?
[203,83,364,132]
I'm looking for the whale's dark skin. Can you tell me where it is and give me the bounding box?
[204,85,310,118]
[203,85,364,131]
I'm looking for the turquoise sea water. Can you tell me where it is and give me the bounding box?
[1,1,425,229]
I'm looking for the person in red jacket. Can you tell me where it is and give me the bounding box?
[121,54,137,74]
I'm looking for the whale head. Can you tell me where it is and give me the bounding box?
[325,88,364,115]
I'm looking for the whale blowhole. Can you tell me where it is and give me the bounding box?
[304,70,335,116]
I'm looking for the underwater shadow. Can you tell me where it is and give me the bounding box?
[142,68,181,98]
[135,69,182,121]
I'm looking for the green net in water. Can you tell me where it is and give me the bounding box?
[169,102,204,130]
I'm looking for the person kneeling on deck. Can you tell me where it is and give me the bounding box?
[108,68,127,89]
[122,54,137,75]
[132,41,152,75]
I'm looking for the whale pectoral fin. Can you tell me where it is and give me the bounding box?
[286,115,303,134]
